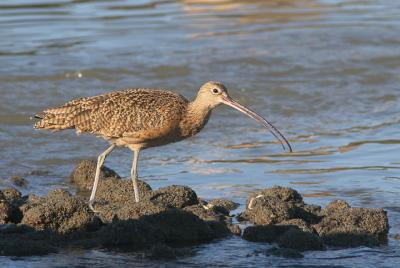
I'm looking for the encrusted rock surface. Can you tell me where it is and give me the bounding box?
[314,202,389,247]
[70,159,121,190]
[0,162,391,258]
[241,186,389,255]
[21,189,101,234]
[239,186,319,225]
[0,160,236,256]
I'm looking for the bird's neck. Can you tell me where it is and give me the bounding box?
[179,99,212,138]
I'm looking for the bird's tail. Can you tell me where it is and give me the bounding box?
[33,113,44,120]
[34,93,111,132]
[33,104,89,131]
[34,110,69,131]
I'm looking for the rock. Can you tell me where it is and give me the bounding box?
[278,219,316,234]
[0,237,57,256]
[240,197,298,225]
[95,177,152,206]
[278,228,325,251]
[184,204,225,223]
[183,204,231,238]
[315,206,389,247]
[140,209,215,244]
[97,209,217,248]
[1,188,22,203]
[265,247,304,259]
[70,160,120,190]
[202,199,239,216]
[47,189,70,199]
[0,188,23,224]
[246,186,303,209]
[18,194,45,218]
[0,177,391,257]
[0,201,12,224]
[239,187,311,225]
[227,224,241,236]
[208,199,239,212]
[99,218,162,249]
[239,187,323,225]
[322,200,351,215]
[206,204,230,216]
[98,199,164,223]
[198,198,207,206]
[302,204,322,216]
[206,220,231,238]
[1,180,309,257]
[150,185,198,209]
[21,189,101,234]
[11,176,28,187]
[242,225,292,243]
[393,234,400,240]
[295,205,322,224]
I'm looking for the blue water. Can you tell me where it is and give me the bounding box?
[1,0,400,267]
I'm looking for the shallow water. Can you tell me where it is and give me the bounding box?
[1,0,400,267]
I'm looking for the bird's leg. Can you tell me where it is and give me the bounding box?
[88,144,115,212]
[130,149,141,203]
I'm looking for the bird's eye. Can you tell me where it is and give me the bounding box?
[212,88,220,94]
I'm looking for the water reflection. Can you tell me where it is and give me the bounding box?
[273,165,400,175]
[202,157,323,164]
[182,0,331,39]
[339,139,400,153]
[182,0,326,13]
[290,180,324,185]
[303,191,334,197]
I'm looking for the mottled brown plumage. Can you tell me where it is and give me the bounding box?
[34,81,292,211]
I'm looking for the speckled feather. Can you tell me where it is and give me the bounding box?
[34,88,196,148]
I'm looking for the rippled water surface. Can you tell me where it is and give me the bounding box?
[1,0,400,267]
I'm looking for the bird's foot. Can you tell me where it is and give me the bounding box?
[88,201,100,213]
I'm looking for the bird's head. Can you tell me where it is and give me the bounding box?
[197,81,229,108]
[196,81,293,152]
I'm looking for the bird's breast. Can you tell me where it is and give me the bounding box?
[178,110,211,139]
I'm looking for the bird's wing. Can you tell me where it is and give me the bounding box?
[34,89,189,140]
[86,89,188,139]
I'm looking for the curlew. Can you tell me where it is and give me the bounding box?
[34,81,292,211]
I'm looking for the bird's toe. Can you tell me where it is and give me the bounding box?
[88,201,100,213]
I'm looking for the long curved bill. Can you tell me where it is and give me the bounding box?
[221,96,293,153]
